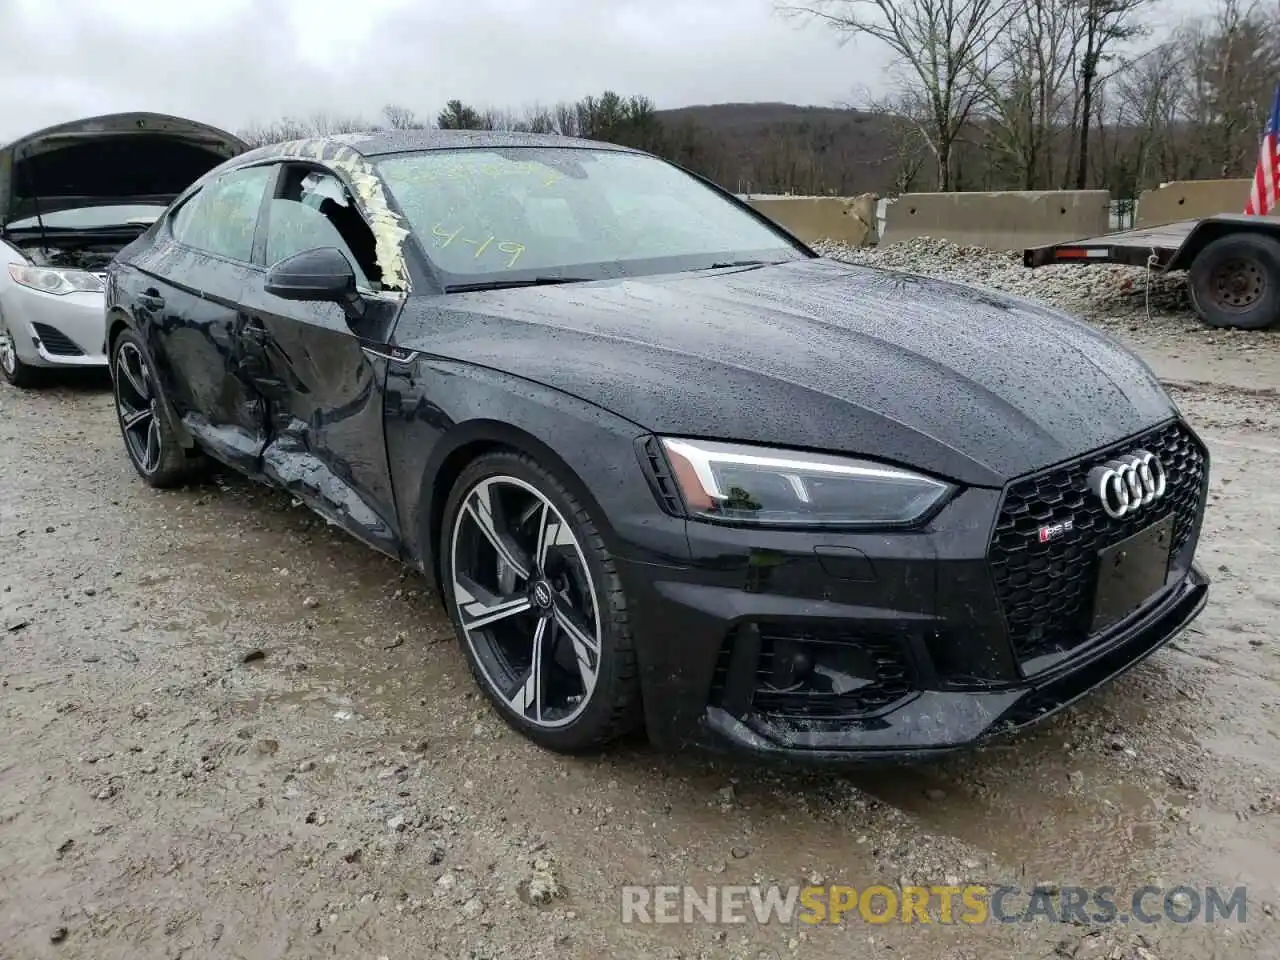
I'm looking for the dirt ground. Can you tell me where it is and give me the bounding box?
[2,307,1279,960]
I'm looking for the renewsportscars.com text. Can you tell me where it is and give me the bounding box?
[620,884,1249,926]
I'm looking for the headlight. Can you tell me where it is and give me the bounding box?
[7,264,104,296]
[659,437,953,527]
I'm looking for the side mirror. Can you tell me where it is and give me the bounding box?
[264,246,358,303]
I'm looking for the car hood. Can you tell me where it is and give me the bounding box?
[0,112,247,227]
[402,258,1176,486]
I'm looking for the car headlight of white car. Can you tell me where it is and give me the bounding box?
[7,264,105,295]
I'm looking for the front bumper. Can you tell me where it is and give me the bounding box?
[0,285,107,367]
[698,566,1207,762]
[617,418,1211,764]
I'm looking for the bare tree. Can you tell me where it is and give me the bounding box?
[381,104,425,130]
[1179,0,1280,178]
[517,104,559,134]
[1113,40,1184,184]
[779,0,1017,189]
[1087,76,1129,191]
[1070,0,1152,188]
[480,108,519,131]
[237,116,314,147]
[985,0,1082,188]
[849,87,934,192]
[552,102,580,137]
[237,112,377,147]
[305,111,377,136]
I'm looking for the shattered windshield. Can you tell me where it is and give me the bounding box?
[374,147,804,287]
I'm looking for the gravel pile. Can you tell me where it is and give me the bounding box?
[813,236,1192,322]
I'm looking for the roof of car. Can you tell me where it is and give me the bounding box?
[236,129,641,165]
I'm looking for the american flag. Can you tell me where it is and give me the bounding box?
[1245,82,1280,215]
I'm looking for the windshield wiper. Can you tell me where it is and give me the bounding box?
[444,276,591,293]
[702,259,780,271]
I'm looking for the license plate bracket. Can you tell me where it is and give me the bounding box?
[1090,514,1174,634]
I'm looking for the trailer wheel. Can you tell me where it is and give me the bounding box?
[1188,233,1280,330]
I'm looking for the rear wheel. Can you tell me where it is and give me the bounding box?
[111,329,199,487]
[0,314,41,388]
[439,452,642,753]
[1188,233,1280,330]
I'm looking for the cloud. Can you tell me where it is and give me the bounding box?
[0,0,886,138]
[0,0,1205,140]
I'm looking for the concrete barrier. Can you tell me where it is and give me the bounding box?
[746,195,878,246]
[1136,179,1250,226]
[880,190,1111,250]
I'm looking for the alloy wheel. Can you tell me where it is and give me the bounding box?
[450,475,602,729]
[115,341,162,474]
[0,322,16,376]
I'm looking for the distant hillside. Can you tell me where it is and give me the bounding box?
[656,102,905,197]
[661,102,858,127]
[653,101,1225,199]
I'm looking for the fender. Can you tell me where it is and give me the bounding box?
[380,355,674,583]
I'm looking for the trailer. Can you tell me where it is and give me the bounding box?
[1023,214,1280,330]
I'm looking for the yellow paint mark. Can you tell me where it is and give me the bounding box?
[432,222,526,269]
[432,222,463,248]
[498,241,525,269]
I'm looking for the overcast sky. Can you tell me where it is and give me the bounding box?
[2,0,1209,141]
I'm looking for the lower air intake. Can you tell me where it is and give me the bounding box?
[710,623,915,721]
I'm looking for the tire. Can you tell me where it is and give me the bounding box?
[439,450,643,754]
[110,329,200,488]
[1188,233,1280,330]
[0,313,42,388]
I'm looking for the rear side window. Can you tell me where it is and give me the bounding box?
[169,194,201,241]
[171,165,275,263]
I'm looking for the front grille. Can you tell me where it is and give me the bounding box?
[989,420,1207,668]
[710,624,915,720]
[31,323,85,357]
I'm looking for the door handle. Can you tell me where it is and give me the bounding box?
[138,290,165,310]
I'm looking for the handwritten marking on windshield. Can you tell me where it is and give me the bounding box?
[432,222,526,268]
[496,241,526,267]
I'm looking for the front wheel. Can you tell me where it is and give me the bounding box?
[439,451,643,753]
[0,314,41,388]
[1188,233,1280,330]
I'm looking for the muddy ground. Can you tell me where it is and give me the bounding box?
[2,306,1279,960]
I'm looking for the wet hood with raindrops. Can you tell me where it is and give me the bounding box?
[398,257,1177,487]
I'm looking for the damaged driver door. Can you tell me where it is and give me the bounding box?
[137,163,278,474]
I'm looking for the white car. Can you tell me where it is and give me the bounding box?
[0,112,245,387]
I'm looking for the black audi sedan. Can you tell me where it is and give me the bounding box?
[104,130,1210,762]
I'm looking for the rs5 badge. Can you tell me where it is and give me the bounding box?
[1038,518,1074,543]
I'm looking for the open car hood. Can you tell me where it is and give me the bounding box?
[0,112,247,227]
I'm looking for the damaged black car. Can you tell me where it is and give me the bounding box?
[105,130,1210,761]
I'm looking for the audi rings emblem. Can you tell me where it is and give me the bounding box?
[1087,450,1167,519]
